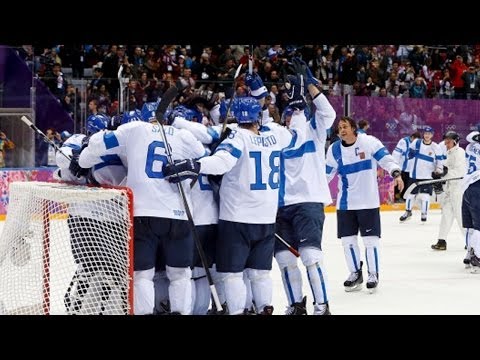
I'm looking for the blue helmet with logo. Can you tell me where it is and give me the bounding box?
[141,101,159,122]
[423,126,434,133]
[121,109,143,124]
[231,97,261,124]
[86,113,109,134]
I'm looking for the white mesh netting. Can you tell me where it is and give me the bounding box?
[0,181,133,315]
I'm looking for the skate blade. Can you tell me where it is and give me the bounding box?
[367,287,377,294]
[345,284,363,292]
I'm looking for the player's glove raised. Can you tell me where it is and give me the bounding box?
[245,72,268,99]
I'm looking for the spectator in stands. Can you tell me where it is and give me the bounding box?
[462,65,480,100]
[409,77,427,98]
[36,128,61,167]
[46,63,68,100]
[0,131,15,168]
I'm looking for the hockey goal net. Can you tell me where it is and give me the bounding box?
[0,181,134,315]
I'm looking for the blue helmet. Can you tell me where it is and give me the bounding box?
[60,130,72,141]
[231,97,261,124]
[121,109,143,124]
[86,114,109,134]
[108,114,123,130]
[141,101,159,122]
[171,105,203,123]
[423,126,434,133]
[281,106,295,124]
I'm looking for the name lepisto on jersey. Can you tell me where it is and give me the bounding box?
[249,134,277,147]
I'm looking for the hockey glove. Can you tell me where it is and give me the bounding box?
[431,166,448,179]
[284,74,307,110]
[69,152,89,178]
[163,159,201,183]
[433,182,444,195]
[245,72,268,99]
[292,58,320,87]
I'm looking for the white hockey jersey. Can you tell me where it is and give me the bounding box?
[198,125,293,224]
[278,93,335,207]
[326,134,400,210]
[79,121,206,220]
[407,139,443,179]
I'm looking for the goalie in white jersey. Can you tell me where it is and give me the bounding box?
[79,109,206,315]
[326,116,404,293]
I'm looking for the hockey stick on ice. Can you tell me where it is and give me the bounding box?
[20,116,72,161]
[275,233,300,257]
[155,85,223,312]
[403,176,463,199]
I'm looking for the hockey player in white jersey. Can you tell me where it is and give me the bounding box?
[326,116,404,293]
[392,131,421,201]
[163,96,295,315]
[272,58,335,315]
[400,127,444,222]
[431,131,467,251]
[78,105,206,315]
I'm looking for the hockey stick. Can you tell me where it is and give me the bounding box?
[118,65,125,113]
[275,233,300,257]
[221,63,243,135]
[403,176,463,199]
[155,85,223,312]
[20,116,72,161]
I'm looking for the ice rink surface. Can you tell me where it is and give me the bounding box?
[270,209,480,315]
[1,209,479,315]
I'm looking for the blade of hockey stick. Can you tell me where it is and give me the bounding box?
[403,176,463,199]
[20,116,72,161]
[155,85,179,121]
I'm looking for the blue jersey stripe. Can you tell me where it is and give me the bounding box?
[373,147,389,161]
[215,143,242,158]
[104,132,119,149]
[282,140,316,159]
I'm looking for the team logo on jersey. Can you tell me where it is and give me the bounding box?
[355,147,365,159]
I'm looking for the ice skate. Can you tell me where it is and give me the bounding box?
[285,296,307,315]
[344,261,363,292]
[421,213,427,222]
[470,252,480,274]
[259,305,274,315]
[366,272,379,294]
[399,210,412,222]
[431,239,446,251]
[313,302,331,315]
